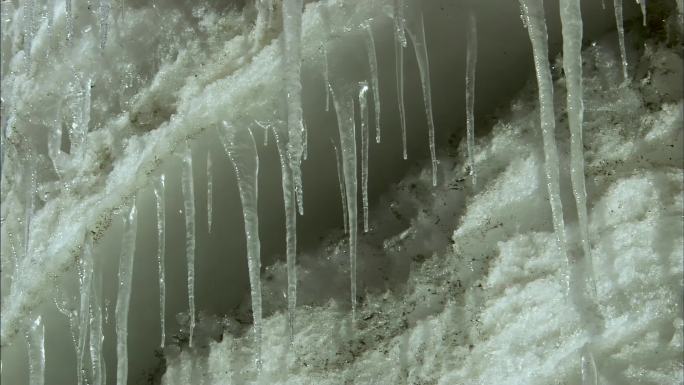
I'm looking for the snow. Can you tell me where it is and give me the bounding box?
[161,37,683,385]
[0,0,679,384]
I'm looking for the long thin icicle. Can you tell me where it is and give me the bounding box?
[181,142,196,348]
[89,259,105,385]
[637,0,647,26]
[272,125,298,342]
[153,174,167,348]
[581,344,598,385]
[26,315,45,385]
[559,3,602,382]
[465,12,478,187]
[116,201,138,385]
[330,84,358,322]
[332,140,349,234]
[613,0,629,82]
[219,122,263,372]
[395,36,407,160]
[65,0,73,43]
[519,0,569,258]
[282,0,305,215]
[407,12,438,186]
[393,0,407,48]
[560,0,596,299]
[358,81,370,233]
[323,45,331,112]
[364,23,381,144]
[206,153,213,234]
[23,0,34,69]
[77,234,94,385]
[98,0,111,49]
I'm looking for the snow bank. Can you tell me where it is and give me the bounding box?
[162,38,683,385]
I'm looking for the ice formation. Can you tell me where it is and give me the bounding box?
[181,142,196,347]
[162,37,684,384]
[0,0,681,384]
[465,11,478,187]
[154,174,167,348]
[115,203,138,385]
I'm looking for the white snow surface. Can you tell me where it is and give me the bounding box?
[162,40,683,385]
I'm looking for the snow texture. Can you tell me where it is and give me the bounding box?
[161,37,684,385]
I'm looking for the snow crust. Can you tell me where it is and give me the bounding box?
[162,39,683,385]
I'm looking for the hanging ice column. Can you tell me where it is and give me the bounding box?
[116,202,138,385]
[559,1,603,382]
[272,125,298,342]
[332,140,349,234]
[364,23,382,144]
[219,122,263,371]
[97,0,111,49]
[206,153,213,233]
[154,174,167,348]
[181,143,197,347]
[394,0,408,159]
[26,315,45,385]
[613,0,630,82]
[559,0,597,300]
[89,260,105,385]
[465,12,478,187]
[518,0,569,257]
[358,81,370,233]
[77,234,95,385]
[330,84,359,322]
[406,11,439,186]
[282,0,305,215]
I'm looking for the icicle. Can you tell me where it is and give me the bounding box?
[560,0,597,298]
[580,344,598,385]
[76,233,94,385]
[153,174,167,348]
[519,0,568,257]
[54,290,79,364]
[98,0,111,49]
[206,153,213,234]
[272,125,298,342]
[358,81,370,233]
[48,105,66,178]
[282,0,305,216]
[559,5,605,381]
[302,119,308,161]
[406,12,438,186]
[26,315,45,385]
[636,0,647,26]
[65,0,73,43]
[364,23,381,144]
[116,201,138,385]
[395,36,407,160]
[332,140,349,234]
[89,259,105,385]
[330,84,358,322]
[219,122,263,372]
[22,152,36,261]
[254,0,272,48]
[70,76,91,163]
[323,45,331,112]
[465,11,478,187]
[393,0,407,48]
[181,142,196,347]
[23,0,35,69]
[613,0,629,82]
